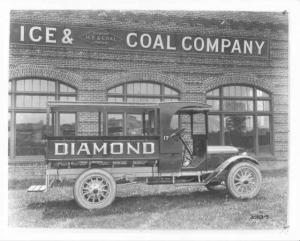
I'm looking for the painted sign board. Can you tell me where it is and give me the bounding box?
[10,23,269,58]
[46,137,159,161]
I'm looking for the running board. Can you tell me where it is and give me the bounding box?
[27,185,47,192]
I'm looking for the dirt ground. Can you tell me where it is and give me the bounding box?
[8,165,288,229]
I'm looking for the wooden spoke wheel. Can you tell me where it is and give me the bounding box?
[74,169,116,210]
[226,162,262,199]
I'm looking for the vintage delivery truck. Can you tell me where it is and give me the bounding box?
[28,101,262,210]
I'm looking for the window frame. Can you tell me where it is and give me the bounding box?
[9,77,77,158]
[107,81,180,103]
[206,84,273,155]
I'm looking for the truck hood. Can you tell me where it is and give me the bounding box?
[207,145,240,155]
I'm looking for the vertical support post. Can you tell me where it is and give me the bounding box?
[190,113,193,136]
[205,111,209,170]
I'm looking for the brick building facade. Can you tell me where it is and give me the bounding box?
[8,10,288,179]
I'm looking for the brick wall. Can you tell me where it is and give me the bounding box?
[8,11,288,177]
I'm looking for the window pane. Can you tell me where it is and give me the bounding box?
[32,79,40,91]
[24,96,32,107]
[59,113,76,136]
[207,99,220,111]
[32,96,40,107]
[60,84,68,92]
[127,97,140,103]
[8,81,11,92]
[164,98,179,102]
[165,86,178,96]
[59,96,76,101]
[127,114,143,135]
[60,84,76,93]
[207,88,220,97]
[16,95,55,107]
[47,81,55,92]
[224,115,254,152]
[141,98,160,103]
[257,100,270,111]
[145,111,155,135]
[223,86,253,97]
[108,114,123,136]
[258,116,271,154]
[256,89,269,97]
[8,113,11,155]
[24,79,33,91]
[154,84,160,95]
[208,115,221,145]
[223,100,253,111]
[8,94,11,108]
[146,83,154,95]
[140,83,147,95]
[40,80,48,91]
[16,80,24,91]
[108,97,123,102]
[127,83,134,94]
[133,82,141,95]
[16,113,47,155]
[170,114,179,130]
[16,95,24,107]
[115,85,123,94]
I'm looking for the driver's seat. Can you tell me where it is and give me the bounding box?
[180,133,206,168]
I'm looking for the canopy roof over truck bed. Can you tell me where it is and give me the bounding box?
[47,101,211,114]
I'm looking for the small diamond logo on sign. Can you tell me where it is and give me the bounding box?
[80,29,122,46]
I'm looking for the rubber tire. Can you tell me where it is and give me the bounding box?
[226,162,262,199]
[74,169,116,210]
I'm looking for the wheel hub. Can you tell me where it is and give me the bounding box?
[81,176,110,203]
[233,167,257,194]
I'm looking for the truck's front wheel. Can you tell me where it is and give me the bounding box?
[74,169,116,210]
[226,162,262,199]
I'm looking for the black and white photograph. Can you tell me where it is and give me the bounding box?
[1,0,300,240]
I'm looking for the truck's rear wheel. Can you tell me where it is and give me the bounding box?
[226,162,262,199]
[74,169,116,210]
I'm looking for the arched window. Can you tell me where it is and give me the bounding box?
[206,85,272,155]
[107,81,180,103]
[9,78,77,157]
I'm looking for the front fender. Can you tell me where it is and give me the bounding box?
[203,155,260,184]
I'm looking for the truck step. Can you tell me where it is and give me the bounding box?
[27,185,47,192]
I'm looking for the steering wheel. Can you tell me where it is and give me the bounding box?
[170,128,186,139]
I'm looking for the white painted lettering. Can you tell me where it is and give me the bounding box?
[45,27,56,43]
[126,32,137,48]
[206,38,219,52]
[143,142,155,154]
[71,142,75,155]
[221,39,231,52]
[29,26,42,42]
[231,39,242,53]
[255,41,265,55]
[20,25,25,42]
[110,143,123,154]
[152,34,164,49]
[194,37,205,52]
[127,142,140,154]
[93,143,107,155]
[244,40,253,54]
[166,35,176,50]
[54,143,68,155]
[182,36,192,51]
[76,143,91,155]
[140,34,152,48]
